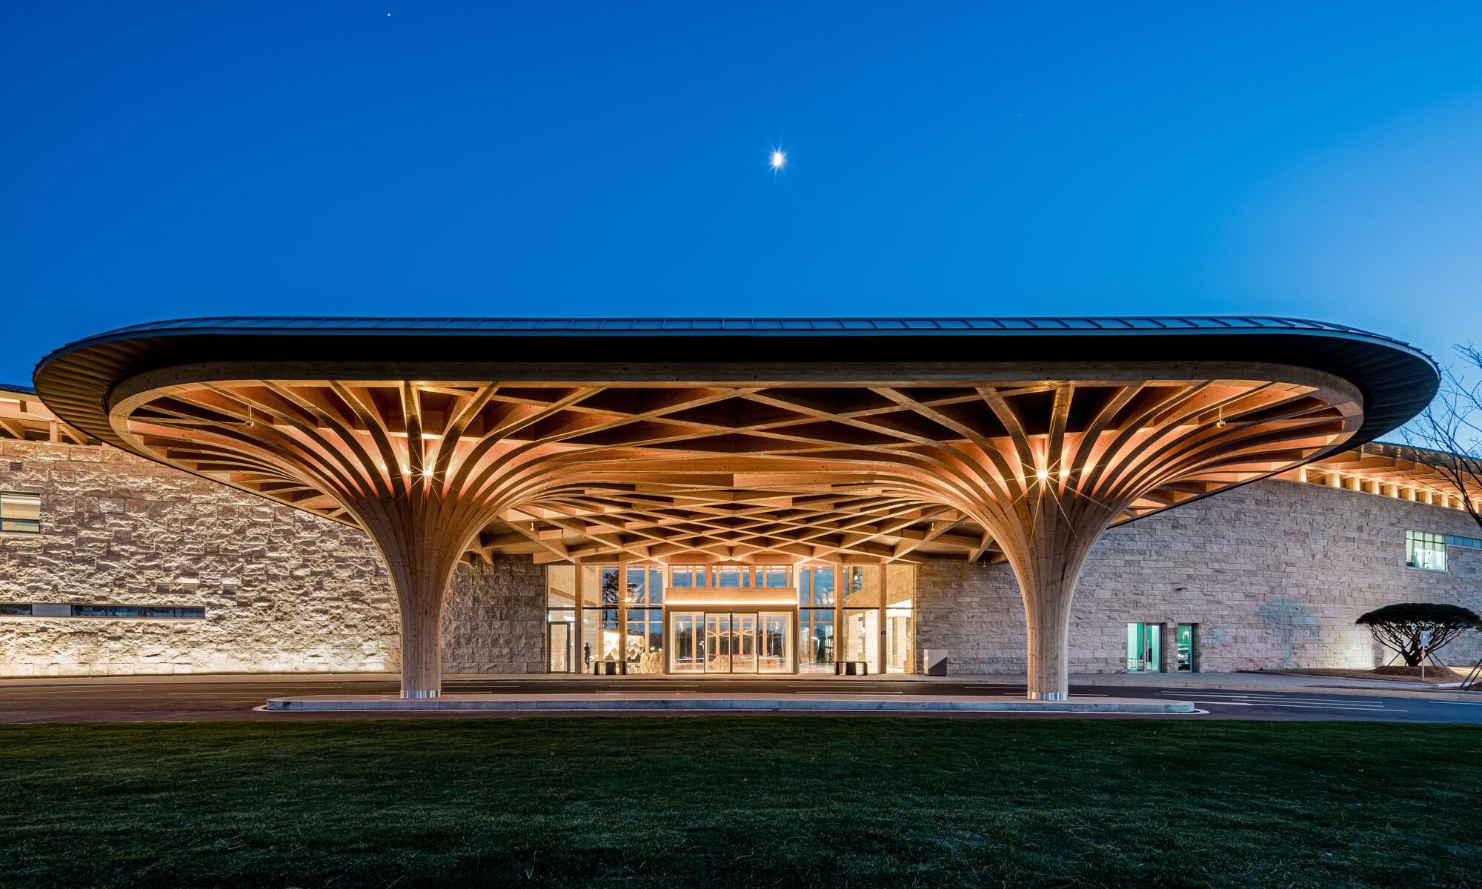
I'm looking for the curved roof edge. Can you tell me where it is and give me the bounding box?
[39,313,1425,341]
[33,314,1440,456]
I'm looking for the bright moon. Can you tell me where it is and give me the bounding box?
[770,149,786,171]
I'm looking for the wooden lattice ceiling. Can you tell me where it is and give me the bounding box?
[112,372,1360,565]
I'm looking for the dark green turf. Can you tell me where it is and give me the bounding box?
[0,719,1478,888]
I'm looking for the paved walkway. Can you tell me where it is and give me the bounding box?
[3,672,1482,723]
[1,669,1472,696]
[265,692,1193,714]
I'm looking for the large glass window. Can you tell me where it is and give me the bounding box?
[0,492,40,534]
[842,567,881,673]
[798,566,835,605]
[625,566,663,604]
[626,607,663,671]
[798,608,834,673]
[546,564,576,608]
[546,565,577,673]
[760,612,790,673]
[582,605,621,668]
[1406,530,1448,571]
[579,567,624,670]
[885,565,915,673]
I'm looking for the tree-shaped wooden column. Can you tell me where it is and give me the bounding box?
[119,381,540,698]
[957,378,1363,699]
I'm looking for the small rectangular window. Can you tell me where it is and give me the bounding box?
[25,604,207,619]
[670,566,704,589]
[1405,530,1448,571]
[0,492,40,534]
[713,566,748,588]
[0,604,33,616]
[759,567,790,588]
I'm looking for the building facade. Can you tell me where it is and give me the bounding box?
[6,383,1479,677]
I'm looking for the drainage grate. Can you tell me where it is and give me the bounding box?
[8,462,20,472]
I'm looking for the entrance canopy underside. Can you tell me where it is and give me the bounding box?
[33,316,1439,698]
[98,375,1360,565]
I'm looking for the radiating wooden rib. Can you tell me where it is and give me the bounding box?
[112,376,1359,571]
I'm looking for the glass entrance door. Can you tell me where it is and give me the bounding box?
[759,612,790,673]
[671,612,703,673]
[705,613,734,673]
[1175,624,1196,672]
[670,611,794,674]
[548,620,573,673]
[731,613,758,673]
[1126,622,1162,672]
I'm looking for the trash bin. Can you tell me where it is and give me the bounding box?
[923,649,949,676]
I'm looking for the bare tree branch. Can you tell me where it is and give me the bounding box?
[1402,343,1482,534]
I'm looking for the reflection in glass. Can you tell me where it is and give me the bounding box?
[671,610,794,674]
[548,610,574,672]
[626,607,663,672]
[843,607,879,673]
[886,607,913,673]
[1176,624,1196,672]
[705,613,732,672]
[799,607,835,673]
[760,612,790,673]
[671,612,703,673]
[0,492,41,534]
[714,566,746,588]
[1125,622,1161,672]
[798,566,835,605]
[583,606,621,667]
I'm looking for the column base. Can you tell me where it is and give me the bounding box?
[401,688,440,700]
[1027,690,1067,701]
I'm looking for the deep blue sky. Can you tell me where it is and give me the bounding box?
[5,2,1482,386]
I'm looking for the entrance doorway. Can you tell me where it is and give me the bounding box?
[548,619,574,673]
[1126,622,1162,672]
[669,611,792,674]
[1175,623,1197,672]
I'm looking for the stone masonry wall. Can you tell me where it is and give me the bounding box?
[441,555,546,674]
[0,437,400,676]
[917,479,1482,673]
[9,430,1481,678]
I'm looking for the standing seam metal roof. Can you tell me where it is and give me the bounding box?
[73,314,1406,338]
[32,315,1440,460]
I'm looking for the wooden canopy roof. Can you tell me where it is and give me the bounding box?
[32,317,1439,565]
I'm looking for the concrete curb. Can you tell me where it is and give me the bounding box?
[264,694,1197,714]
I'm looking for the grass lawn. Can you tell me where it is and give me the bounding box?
[1,718,1479,888]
